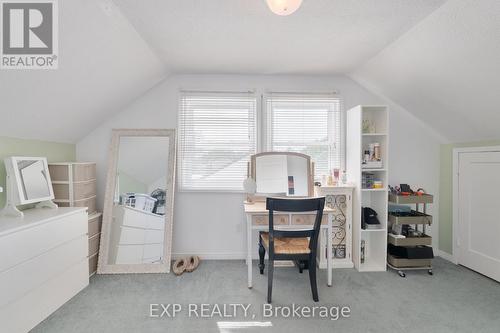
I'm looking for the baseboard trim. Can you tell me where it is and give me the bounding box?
[438,250,455,263]
[172,252,247,260]
[172,252,355,270]
[174,251,458,266]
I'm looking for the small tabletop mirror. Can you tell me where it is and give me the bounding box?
[1,156,57,217]
[98,129,176,274]
[249,152,314,200]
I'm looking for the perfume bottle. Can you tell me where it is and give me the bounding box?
[363,150,370,163]
[333,168,340,185]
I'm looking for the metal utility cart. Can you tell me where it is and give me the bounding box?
[387,193,434,277]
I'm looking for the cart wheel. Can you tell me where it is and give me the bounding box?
[398,271,406,278]
[428,270,433,276]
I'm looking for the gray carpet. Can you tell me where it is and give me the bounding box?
[32,258,500,333]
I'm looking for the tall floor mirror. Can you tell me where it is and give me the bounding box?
[98,129,176,274]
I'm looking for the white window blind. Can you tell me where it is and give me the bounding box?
[266,93,343,178]
[179,92,257,191]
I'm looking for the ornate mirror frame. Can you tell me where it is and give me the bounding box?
[97,129,176,274]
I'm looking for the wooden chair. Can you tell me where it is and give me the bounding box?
[258,197,326,303]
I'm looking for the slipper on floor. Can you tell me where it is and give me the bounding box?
[172,258,187,275]
[185,256,200,273]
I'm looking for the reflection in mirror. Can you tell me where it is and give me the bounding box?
[108,136,170,266]
[254,153,311,197]
[17,160,51,200]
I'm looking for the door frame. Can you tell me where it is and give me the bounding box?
[452,146,500,265]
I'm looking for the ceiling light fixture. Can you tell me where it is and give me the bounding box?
[266,0,303,16]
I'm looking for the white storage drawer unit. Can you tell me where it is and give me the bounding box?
[49,162,103,277]
[49,162,97,214]
[0,207,89,333]
[49,163,96,183]
[53,180,97,201]
[88,212,103,276]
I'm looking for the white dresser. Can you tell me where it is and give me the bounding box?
[110,205,165,264]
[0,207,89,333]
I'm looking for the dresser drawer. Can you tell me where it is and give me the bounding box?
[291,214,328,225]
[143,243,163,259]
[0,259,88,333]
[52,180,97,201]
[119,226,146,245]
[252,214,289,226]
[0,211,87,273]
[144,229,164,244]
[56,196,97,215]
[72,163,96,182]
[88,213,102,238]
[48,164,69,182]
[119,210,147,229]
[119,208,164,230]
[115,245,143,264]
[88,233,100,256]
[88,253,98,276]
[142,256,162,264]
[147,215,165,230]
[0,235,87,308]
[74,196,97,214]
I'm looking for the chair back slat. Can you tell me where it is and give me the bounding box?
[266,197,325,252]
[266,197,324,212]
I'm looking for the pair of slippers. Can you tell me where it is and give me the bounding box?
[172,256,200,275]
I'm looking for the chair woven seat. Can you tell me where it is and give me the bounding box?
[258,197,325,303]
[260,232,310,254]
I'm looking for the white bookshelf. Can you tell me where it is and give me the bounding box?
[346,105,389,272]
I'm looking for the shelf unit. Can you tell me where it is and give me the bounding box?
[387,193,434,277]
[347,105,389,272]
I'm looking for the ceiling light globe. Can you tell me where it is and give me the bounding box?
[266,0,303,16]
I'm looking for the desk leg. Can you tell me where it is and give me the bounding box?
[246,215,253,289]
[327,213,333,287]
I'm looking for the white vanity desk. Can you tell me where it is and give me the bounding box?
[243,152,354,289]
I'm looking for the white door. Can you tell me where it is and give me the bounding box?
[457,151,500,282]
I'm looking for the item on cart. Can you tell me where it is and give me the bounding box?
[388,244,434,259]
[388,203,411,213]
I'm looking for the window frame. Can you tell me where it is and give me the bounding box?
[177,90,258,193]
[177,90,344,192]
[264,92,345,178]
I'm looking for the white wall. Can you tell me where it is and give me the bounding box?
[351,0,500,143]
[76,74,443,259]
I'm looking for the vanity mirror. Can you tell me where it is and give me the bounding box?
[1,156,57,217]
[250,152,313,200]
[98,129,176,274]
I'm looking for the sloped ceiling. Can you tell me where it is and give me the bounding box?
[3,0,498,144]
[351,0,500,143]
[0,0,166,143]
[113,0,445,74]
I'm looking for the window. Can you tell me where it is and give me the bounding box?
[266,93,343,178]
[179,92,257,191]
